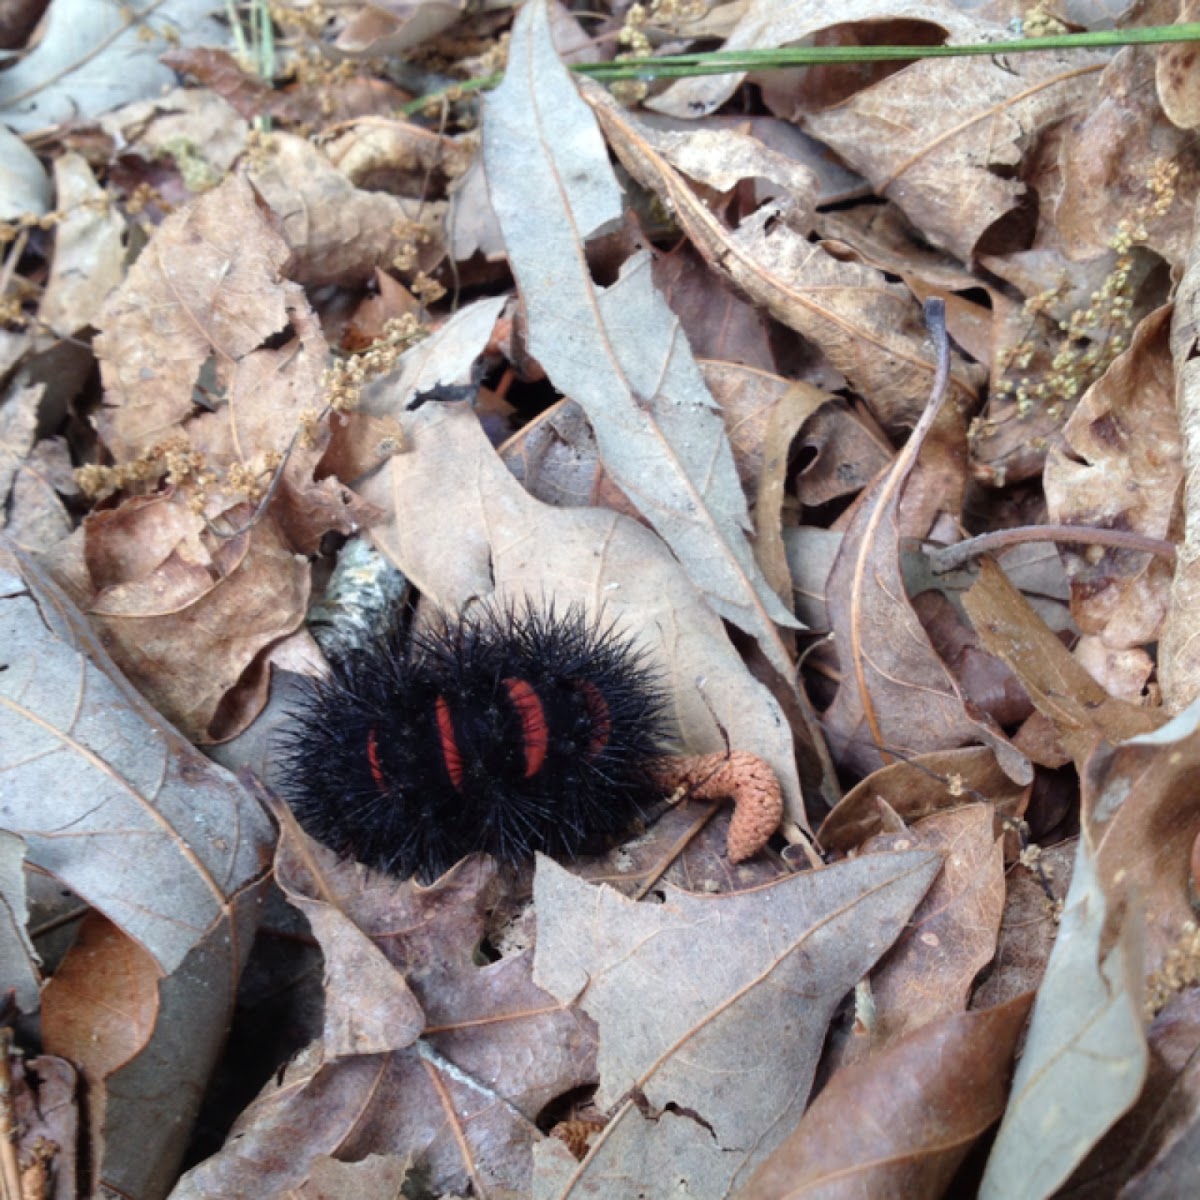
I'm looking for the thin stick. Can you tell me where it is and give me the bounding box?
[0,1030,22,1200]
[925,525,1178,574]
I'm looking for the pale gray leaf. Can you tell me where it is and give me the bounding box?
[980,834,1148,1200]
[483,0,798,677]
[0,541,274,974]
[533,849,942,1192]
[0,0,226,132]
[0,829,40,1013]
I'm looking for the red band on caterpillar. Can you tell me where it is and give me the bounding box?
[434,694,465,790]
[503,677,549,778]
[366,726,387,791]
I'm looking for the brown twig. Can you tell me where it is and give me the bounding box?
[925,524,1178,574]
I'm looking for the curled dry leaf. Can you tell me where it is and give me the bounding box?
[84,504,310,741]
[645,0,983,119]
[1044,305,1181,648]
[822,358,1028,783]
[962,558,1164,769]
[323,118,475,194]
[818,745,1030,854]
[1156,1,1200,130]
[741,994,1034,1200]
[532,850,942,1196]
[483,0,800,684]
[583,78,979,435]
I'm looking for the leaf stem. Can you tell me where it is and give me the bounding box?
[925,525,1178,573]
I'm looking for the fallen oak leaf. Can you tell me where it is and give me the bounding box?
[533,848,943,1195]
[740,994,1034,1199]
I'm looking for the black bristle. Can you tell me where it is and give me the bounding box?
[276,602,670,882]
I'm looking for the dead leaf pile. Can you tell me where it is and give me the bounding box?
[1,0,1199,1197]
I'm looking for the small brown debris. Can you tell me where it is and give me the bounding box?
[651,751,784,863]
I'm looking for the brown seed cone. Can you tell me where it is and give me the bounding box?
[650,751,784,863]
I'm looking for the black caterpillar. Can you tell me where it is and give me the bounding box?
[277,603,670,882]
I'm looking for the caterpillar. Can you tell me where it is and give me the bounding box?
[277,602,670,882]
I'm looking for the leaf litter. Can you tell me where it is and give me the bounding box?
[0,0,1198,1197]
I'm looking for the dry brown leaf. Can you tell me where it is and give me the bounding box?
[1058,47,1200,270]
[41,913,160,1194]
[805,50,1105,262]
[818,745,1029,853]
[7,1049,76,1198]
[335,0,467,55]
[248,133,443,288]
[854,804,1006,1050]
[741,994,1033,1200]
[584,78,979,434]
[1081,698,1200,984]
[94,173,317,461]
[532,849,942,1195]
[822,366,1028,782]
[323,118,475,195]
[1044,305,1181,648]
[971,840,1076,1012]
[271,799,426,1058]
[652,249,775,371]
[963,558,1164,768]
[87,173,373,733]
[1156,1,1200,129]
[176,833,595,1199]
[38,152,126,337]
[84,505,309,741]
